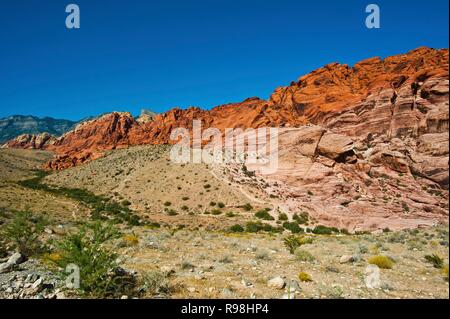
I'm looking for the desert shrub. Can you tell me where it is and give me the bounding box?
[242,203,253,211]
[261,224,283,233]
[388,231,407,244]
[217,202,225,208]
[121,234,139,246]
[283,221,302,234]
[255,210,274,221]
[242,165,255,177]
[211,209,222,215]
[312,225,339,235]
[203,184,211,189]
[209,201,216,207]
[121,200,132,206]
[245,221,263,233]
[226,212,236,218]
[166,209,178,216]
[424,254,444,269]
[295,249,315,262]
[278,213,288,221]
[368,255,394,269]
[181,205,189,211]
[164,201,172,207]
[293,212,309,224]
[180,261,195,270]
[141,271,171,297]
[52,221,135,297]
[229,224,244,233]
[1,211,47,257]
[298,272,313,282]
[283,235,312,254]
[358,244,369,254]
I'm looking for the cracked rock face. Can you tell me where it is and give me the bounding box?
[233,126,448,232]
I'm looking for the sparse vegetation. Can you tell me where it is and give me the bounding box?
[298,271,313,282]
[1,211,47,257]
[424,254,444,269]
[293,212,309,225]
[255,209,274,221]
[295,249,315,262]
[229,224,244,233]
[312,225,339,235]
[283,221,302,233]
[368,255,394,269]
[51,221,137,297]
[18,171,142,226]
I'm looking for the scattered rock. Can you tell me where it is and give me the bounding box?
[268,276,285,289]
[339,255,354,264]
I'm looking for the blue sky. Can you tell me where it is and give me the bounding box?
[0,0,448,121]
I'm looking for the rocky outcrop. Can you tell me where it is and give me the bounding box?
[2,133,57,150]
[228,126,448,232]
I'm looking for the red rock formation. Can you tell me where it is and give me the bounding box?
[5,47,449,174]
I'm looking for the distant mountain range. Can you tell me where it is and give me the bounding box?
[0,109,158,144]
[0,115,78,144]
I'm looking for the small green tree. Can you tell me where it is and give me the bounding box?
[52,221,133,297]
[1,211,47,257]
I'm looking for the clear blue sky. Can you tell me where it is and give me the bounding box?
[0,0,448,121]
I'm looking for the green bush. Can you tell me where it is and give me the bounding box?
[217,202,225,208]
[229,224,244,233]
[283,221,302,234]
[312,225,339,235]
[424,254,444,269]
[121,200,132,206]
[278,213,288,221]
[245,221,262,233]
[1,211,47,257]
[255,210,274,221]
[52,222,135,297]
[166,209,178,216]
[284,235,301,254]
[293,212,309,224]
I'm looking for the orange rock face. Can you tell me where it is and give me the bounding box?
[5,47,449,173]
